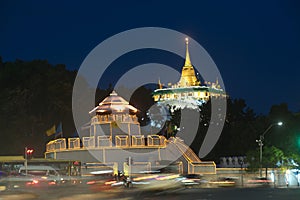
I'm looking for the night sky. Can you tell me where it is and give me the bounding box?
[1,0,300,114]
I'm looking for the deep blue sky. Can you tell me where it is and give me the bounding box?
[1,0,300,114]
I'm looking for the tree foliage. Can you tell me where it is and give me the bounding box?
[1,56,299,166]
[0,59,79,156]
[0,58,156,156]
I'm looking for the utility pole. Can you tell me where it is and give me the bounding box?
[256,122,283,177]
[239,159,244,187]
[24,147,28,176]
[256,135,264,177]
[128,156,132,180]
[125,156,132,188]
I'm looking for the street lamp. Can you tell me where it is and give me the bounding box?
[256,121,283,177]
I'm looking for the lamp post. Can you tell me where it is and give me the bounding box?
[256,121,283,177]
[24,147,28,176]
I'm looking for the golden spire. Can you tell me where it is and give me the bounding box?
[158,78,163,89]
[178,37,200,87]
[184,38,192,66]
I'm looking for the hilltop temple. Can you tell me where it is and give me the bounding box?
[152,38,226,110]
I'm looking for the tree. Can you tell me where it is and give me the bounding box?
[0,58,79,156]
[204,98,258,161]
[266,104,300,165]
[246,146,286,175]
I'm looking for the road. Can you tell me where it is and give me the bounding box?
[140,187,300,200]
[0,186,300,200]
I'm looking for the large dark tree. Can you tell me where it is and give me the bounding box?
[265,104,300,165]
[194,98,258,162]
[0,59,78,156]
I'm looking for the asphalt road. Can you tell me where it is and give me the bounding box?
[141,187,300,200]
[1,186,300,200]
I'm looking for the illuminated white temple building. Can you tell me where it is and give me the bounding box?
[152,38,226,110]
[45,90,216,175]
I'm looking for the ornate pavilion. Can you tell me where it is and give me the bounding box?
[88,91,141,147]
[45,90,216,175]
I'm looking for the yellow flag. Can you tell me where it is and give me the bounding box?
[46,125,56,136]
